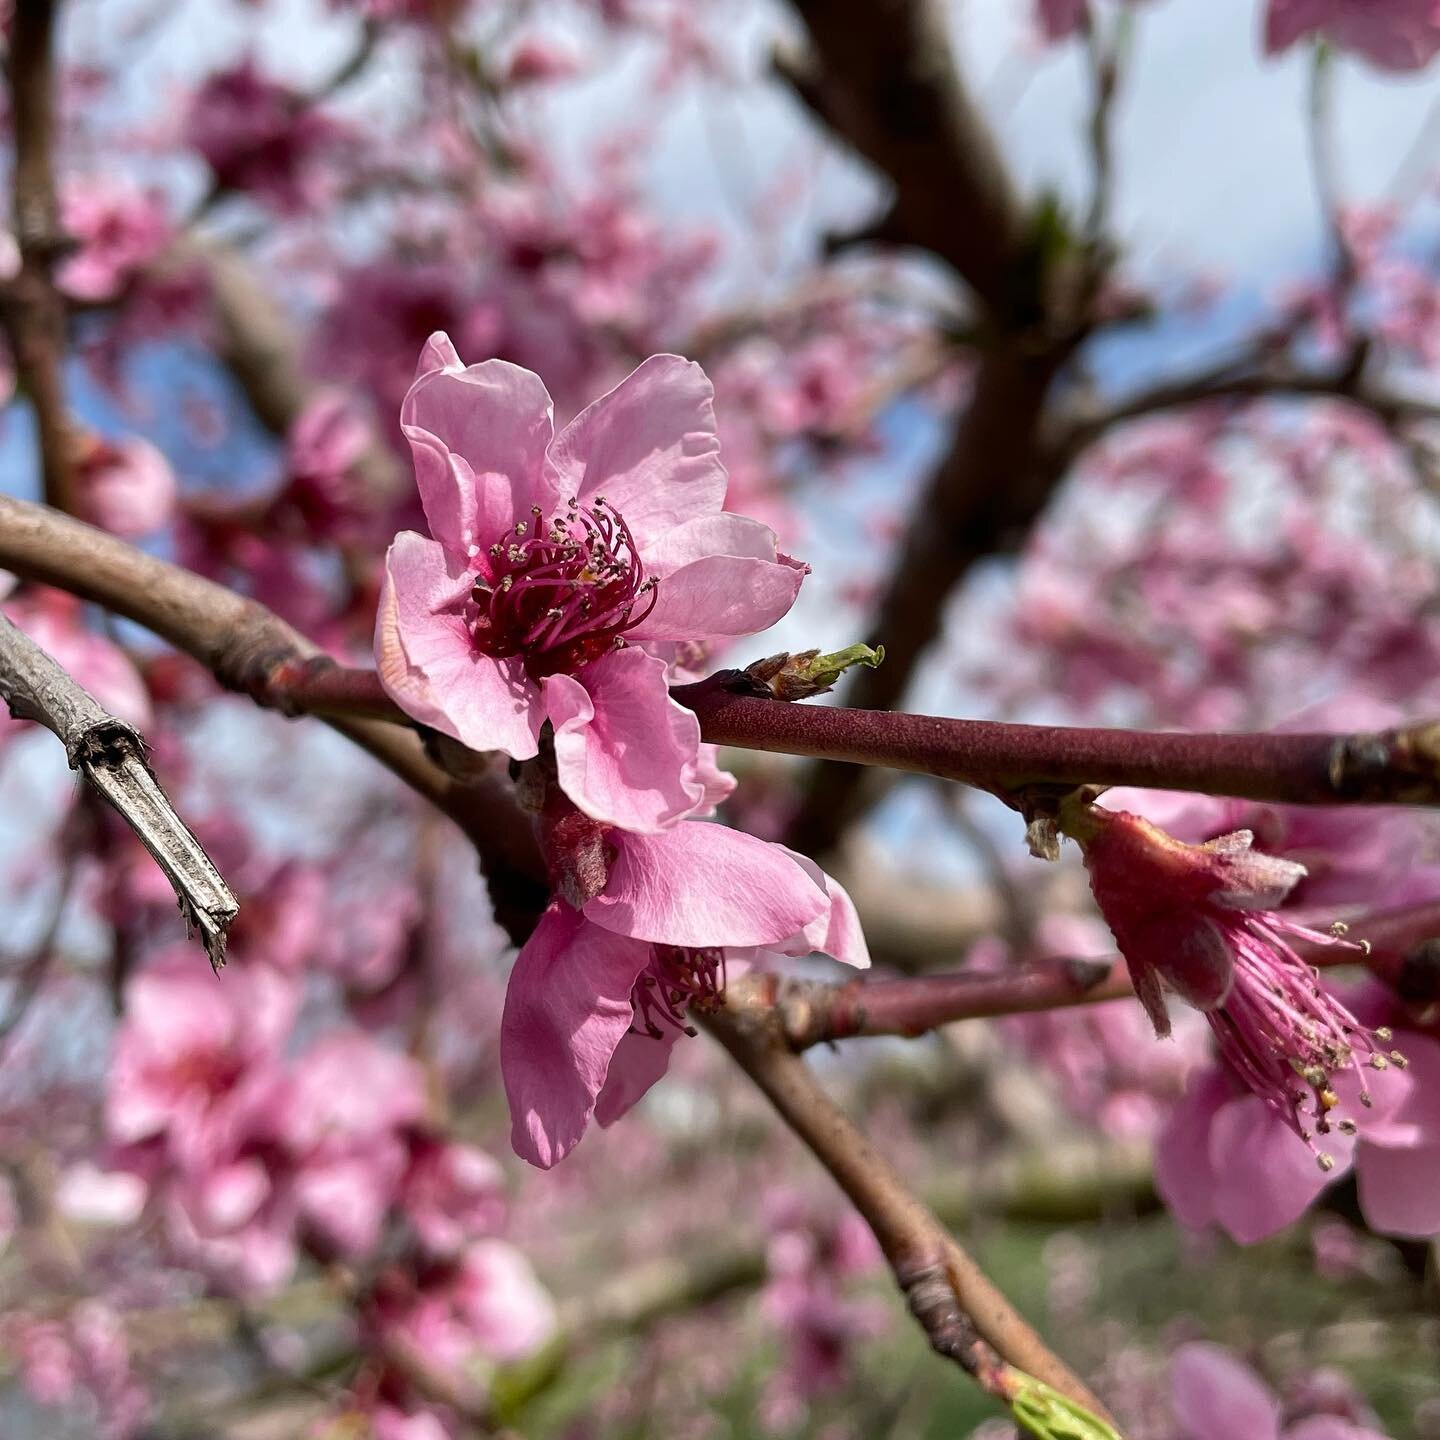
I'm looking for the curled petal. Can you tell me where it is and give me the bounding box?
[629,514,804,641]
[594,1028,680,1128]
[403,332,558,551]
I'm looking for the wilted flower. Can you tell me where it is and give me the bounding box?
[1067,803,1393,1165]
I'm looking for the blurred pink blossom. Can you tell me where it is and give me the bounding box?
[1171,1342,1391,1440]
[74,433,177,539]
[1265,0,1440,70]
[186,59,349,211]
[56,181,171,302]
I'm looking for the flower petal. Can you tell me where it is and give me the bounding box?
[545,355,726,547]
[403,333,557,551]
[1355,1139,1440,1238]
[594,1028,680,1128]
[375,531,544,758]
[771,847,871,968]
[1154,1066,1230,1233]
[586,823,827,947]
[500,905,653,1169]
[1286,1418,1395,1440]
[545,647,704,833]
[1171,1342,1281,1440]
[629,536,805,642]
[1209,1094,1344,1243]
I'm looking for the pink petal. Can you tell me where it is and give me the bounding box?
[545,355,726,548]
[1209,1094,1345,1243]
[545,646,704,833]
[594,1028,680,1127]
[1355,1140,1440,1237]
[772,848,871,968]
[1264,0,1323,55]
[500,905,653,1168]
[376,531,544,757]
[1154,1066,1230,1232]
[403,332,557,552]
[689,742,737,818]
[585,822,827,947]
[1365,1032,1440,1146]
[629,514,803,641]
[1171,1343,1281,1440]
[630,554,804,642]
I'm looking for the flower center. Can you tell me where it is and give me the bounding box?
[470,497,658,680]
[629,945,727,1039]
[1209,918,1405,1169]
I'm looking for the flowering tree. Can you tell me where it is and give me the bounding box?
[0,0,1439,1436]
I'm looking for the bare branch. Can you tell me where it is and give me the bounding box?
[703,1003,1113,1421]
[0,609,237,967]
[3,0,79,513]
[1058,355,1440,459]
[778,0,1025,311]
[726,897,1440,1051]
[676,674,1440,809]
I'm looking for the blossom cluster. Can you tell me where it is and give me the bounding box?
[376,332,870,1166]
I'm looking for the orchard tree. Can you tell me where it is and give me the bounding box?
[0,0,1438,1436]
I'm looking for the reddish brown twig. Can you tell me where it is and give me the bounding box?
[727,898,1440,1051]
[4,498,1438,817]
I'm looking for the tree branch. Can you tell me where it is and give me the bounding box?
[0,496,545,942]
[676,678,1440,808]
[778,0,1026,311]
[1059,358,1440,459]
[7,500,1440,820]
[0,609,237,966]
[724,897,1440,1051]
[4,0,79,513]
[703,1004,1113,1422]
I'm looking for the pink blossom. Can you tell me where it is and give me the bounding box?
[399,1137,507,1258]
[1170,1342,1391,1440]
[1157,1023,1440,1242]
[74,433,177,539]
[375,333,806,832]
[185,59,348,212]
[277,1031,429,1260]
[505,35,583,85]
[502,824,867,1166]
[281,388,376,542]
[376,1238,557,1375]
[1070,804,1389,1160]
[9,1303,152,1440]
[1036,0,1090,41]
[758,1189,882,1427]
[55,181,171,302]
[105,953,297,1174]
[1265,0,1440,70]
